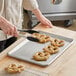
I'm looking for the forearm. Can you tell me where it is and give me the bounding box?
[0,16,18,37]
[32,8,43,21]
[0,16,5,27]
[0,16,9,27]
[32,8,53,28]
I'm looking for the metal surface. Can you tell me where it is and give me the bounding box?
[18,29,39,42]
[32,0,76,21]
[19,34,39,42]
[18,29,39,34]
[8,31,74,66]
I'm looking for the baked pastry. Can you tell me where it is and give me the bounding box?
[5,64,24,74]
[33,51,50,61]
[50,38,64,47]
[32,33,51,43]
[43,45,59,54]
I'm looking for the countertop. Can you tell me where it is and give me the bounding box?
[0,23,76,76]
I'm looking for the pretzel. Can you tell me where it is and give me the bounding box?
[43,45,59,54]
[5,64,24,74]
[33,51,50,61]
[50,38,64,47]
[32,33,51,43]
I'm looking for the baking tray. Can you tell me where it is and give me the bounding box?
[8,31,74,66]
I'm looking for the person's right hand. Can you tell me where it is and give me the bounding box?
[0,16,18,37]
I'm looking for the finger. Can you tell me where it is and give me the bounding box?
[7,28,12,35]
[45,21,53,28]
[49,22,53,28]
[3,28,11,35]
[13,26,18,37]
[0,26,9,35]
[2,24,13,35]
[10,27,15,36]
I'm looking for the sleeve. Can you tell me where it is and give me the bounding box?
[22,0,39,11]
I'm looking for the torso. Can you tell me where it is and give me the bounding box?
[0,0,23,41]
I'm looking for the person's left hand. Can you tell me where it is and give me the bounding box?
[32,9,53,28]
[39,15,53,28]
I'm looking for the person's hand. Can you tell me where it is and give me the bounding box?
[39,15,53,28]
[32,9,53,28]
[0,16,18,37]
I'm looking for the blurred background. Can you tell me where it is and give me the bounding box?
[23,0,76,31]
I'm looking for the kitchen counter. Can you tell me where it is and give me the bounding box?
[0,23,76,76]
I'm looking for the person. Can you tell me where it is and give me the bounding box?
[0,0,53,52]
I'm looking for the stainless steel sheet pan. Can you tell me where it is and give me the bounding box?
[8,31,74,66]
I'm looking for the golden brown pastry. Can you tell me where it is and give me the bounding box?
[50,38,64,47]
[33,51,50,61]
[43,45,59,54]
[32,33,51,43]
[5,64,24,74]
